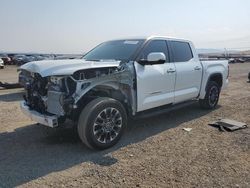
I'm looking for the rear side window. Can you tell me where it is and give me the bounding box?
[139,40,169,62]
[170,41,193,62]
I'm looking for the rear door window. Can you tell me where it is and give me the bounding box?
[169,41,193,62]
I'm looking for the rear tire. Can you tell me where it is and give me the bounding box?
[77,97,127,150]
[199,81,220,109]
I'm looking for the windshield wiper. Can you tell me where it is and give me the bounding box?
[101,59,117,62]
[85,59,118,62]
[84,59,101,62]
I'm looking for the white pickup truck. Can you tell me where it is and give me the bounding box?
[19,36,229,149]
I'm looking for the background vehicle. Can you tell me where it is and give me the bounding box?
[12,55,29,66]
[13,54,43,66]
[19,36,229,150]
[229,58,245,64]
[0,54,12,65]
[0,58,4,69]
[237,58,245,63]
[228,58,235,64]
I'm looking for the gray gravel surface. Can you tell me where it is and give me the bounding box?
[0,64,249,187]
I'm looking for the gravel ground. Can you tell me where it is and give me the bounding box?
[0,64,249,188]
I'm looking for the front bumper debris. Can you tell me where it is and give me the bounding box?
[20,101,58,128]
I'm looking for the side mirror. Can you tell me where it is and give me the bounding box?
[139,52,166,65]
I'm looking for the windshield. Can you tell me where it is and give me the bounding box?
[83,39,145,62]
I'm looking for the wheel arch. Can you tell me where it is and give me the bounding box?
[206,73,223,91]
[199,72,223,100]
[72,82,134,121]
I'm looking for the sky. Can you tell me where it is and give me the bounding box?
[0,0,250,53]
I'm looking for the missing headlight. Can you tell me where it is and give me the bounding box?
[50,76,64,85]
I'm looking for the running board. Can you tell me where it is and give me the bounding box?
[134,100,197,120]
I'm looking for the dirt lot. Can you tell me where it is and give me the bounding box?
[0,64,249,188]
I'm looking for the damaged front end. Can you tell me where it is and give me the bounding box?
[20,62,136,127]
[21,72,74,127]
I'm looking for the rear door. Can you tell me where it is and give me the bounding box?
[134,40,176,112]
[168,41,202,103]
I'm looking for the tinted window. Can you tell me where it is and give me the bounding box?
[139,40,169,62]
[170,41,193,62]
[83,40,144,62]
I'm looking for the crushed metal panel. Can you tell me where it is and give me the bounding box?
[218,119,247,131]
[209,119,247,131]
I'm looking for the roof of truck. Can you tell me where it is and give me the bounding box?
[111,36,192,43]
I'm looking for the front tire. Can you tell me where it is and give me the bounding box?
[199,81,220,109]
[77,97,127,150]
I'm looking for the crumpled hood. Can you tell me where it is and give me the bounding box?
[20,59,120,77]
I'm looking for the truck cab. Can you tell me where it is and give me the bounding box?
[134,38,203,111]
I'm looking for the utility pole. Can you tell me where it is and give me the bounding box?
[224,48,229,60]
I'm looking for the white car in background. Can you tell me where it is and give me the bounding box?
[0,58,4,69]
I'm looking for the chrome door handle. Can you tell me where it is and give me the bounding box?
[194,66,201,70]
[167,68,176,73]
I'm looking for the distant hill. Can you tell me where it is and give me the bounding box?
[197,48,250,56]
[240,50,250,55]
[196,48,225,54]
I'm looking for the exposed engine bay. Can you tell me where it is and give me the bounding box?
[20,62,136,124]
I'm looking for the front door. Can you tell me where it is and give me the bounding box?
[134,40,176,112]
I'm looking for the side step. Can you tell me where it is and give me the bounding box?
[133,100,198,120]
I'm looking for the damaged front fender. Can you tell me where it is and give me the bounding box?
[70,62,137,115]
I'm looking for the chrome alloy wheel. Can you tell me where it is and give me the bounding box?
[208,86,219,107]
[93,107,122,144]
